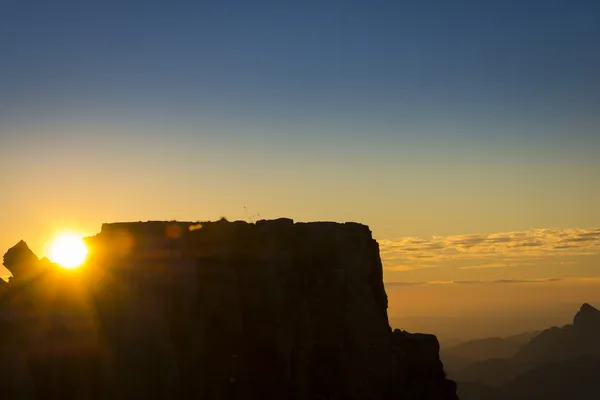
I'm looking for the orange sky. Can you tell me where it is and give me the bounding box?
[3,222,599,336]
[2,0,600,343]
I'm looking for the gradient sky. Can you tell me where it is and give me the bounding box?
[1,1,599,329]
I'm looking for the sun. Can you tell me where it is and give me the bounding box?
[48,233,89,269]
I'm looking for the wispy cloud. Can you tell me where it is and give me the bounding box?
[385,281,427,287]
[459,263,513,270]
[459,261,537,270]
[386,277,565,286]
[379,228,600,271]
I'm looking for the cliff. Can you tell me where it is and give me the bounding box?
[0,219,458,400]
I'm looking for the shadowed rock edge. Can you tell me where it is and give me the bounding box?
[1,219,458,400]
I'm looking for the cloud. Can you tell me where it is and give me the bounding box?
[560,236,598,243]
[386,278,565,286]
[385,281,427,287]
[491,278,563,284]
[385,265,432,271]
[459,263,516,270]
[450,278,563,285]
[459,260,537,270]
[379,227,600,271]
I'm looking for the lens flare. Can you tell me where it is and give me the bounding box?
[48,234,88,269]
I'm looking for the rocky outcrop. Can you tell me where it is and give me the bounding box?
[454,303,600,400]
[392,330,459,400]
[3,240,41,280]
[513,303,600,366]
[573,303,600,331]
[0,219,457,400]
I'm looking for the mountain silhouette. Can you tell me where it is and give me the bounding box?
[454,303,600,400]
[513,303,600,365]
[460,355,600,400]
[0,219,458,400]
[441,331,539,374]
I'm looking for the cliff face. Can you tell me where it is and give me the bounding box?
[0,219,457,400]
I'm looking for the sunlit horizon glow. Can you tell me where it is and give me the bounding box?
[47,233,89,269]
[1,0,599,339]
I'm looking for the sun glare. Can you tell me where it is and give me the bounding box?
[48,234,89,269]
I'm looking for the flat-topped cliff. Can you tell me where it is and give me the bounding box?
[1,219,458,400]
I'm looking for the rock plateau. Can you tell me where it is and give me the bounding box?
[0,219,458,400]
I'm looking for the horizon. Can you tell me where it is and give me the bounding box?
[2,0,600,343]
[2,219,599,342]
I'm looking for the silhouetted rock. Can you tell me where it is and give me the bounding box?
[453,303,600,400]
[573,303,600,330]
[459,355,600,400]
[513,303,600,366]
[0,219,458,400]
[441,331,539,376]
[393,330,459,400]
[0,242,113,400]
[2,240,40,279]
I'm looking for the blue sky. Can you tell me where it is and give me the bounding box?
[3,0,599,129]
[1,0,599,290]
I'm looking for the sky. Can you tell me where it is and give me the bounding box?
[1,0,599,335]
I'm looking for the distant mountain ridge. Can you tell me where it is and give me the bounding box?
[513,303,600,365]
[440,330,539,374]
[453,303,600,400]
